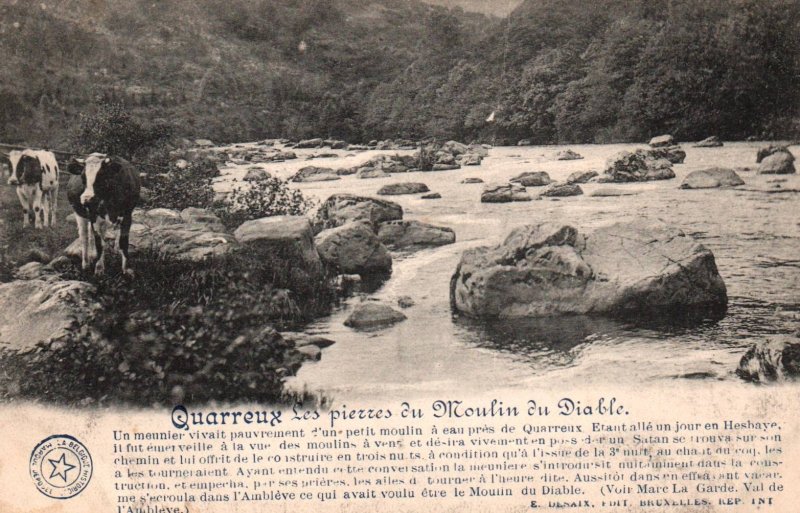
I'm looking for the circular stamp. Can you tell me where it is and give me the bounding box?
[29,435,93,499]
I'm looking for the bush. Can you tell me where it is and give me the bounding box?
[140,160,220,211]
[72,99,173,159]
[215,177,317,229]
[0,248,337,406]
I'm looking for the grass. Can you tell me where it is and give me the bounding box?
[0,173,78,280]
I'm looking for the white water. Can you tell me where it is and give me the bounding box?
[216,142,800,402]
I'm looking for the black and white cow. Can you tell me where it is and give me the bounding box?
[66,153,140,275]
[7,149,60,228]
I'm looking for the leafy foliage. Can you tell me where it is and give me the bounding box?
[140,160,220,211]
[0,248,336,406]
[215,177,317,229]
[72,100,173,159]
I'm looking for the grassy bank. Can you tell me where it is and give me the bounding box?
[0,173,78,279]
[0,245,337,407]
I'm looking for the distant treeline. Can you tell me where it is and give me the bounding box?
[0,0,798,146]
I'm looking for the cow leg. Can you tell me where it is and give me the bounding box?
[119,214,134,276]
[91,220,107,276]
[50,184,58,227]
[32,186,43,229]
[75,216,90,270]
[15,187,29,227]
[40,190,51,228]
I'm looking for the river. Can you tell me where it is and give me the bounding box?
[216,142,800,403]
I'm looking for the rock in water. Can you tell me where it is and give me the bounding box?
[450,219,727,318]
[649,146,686,164]
[603,150,676,182]
[737,337,800,382]
[693,136,723,147]
[556,149,583,160]
[481,183,532,203]
[462,178,484,184]
[357,167,391,179]
[510,171,552,187]
[378,220,455,249]
[649,134,674,147]
[757,150,796,174]
[0,279,96,352]
[421,192,442,199]
[344,303,407,329]
[315,194,403,231]
[377,183,430,195]
[295,138,324,148]
[541,183,583,197]
[234,216,322,275]
[314,221,392,276]
[680,168,745,189]
[291,166,340,182]
[566,171,598,184]
[244,168,270,181]
[756,144,788,163]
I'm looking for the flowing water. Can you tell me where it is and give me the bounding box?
[218,142,800,402]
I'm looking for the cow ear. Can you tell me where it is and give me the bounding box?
[66,158,85,175]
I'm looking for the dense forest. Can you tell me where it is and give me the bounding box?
[0,0,798,146]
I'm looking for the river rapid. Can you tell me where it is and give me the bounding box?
[216,142,800,403]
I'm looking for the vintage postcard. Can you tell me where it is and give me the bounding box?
[0,0,798,511]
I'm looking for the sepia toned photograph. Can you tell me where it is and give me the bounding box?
[0,0,797,511]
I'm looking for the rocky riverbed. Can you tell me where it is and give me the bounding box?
[200,140,799,401]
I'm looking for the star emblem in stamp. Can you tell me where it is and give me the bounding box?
[29,435,93,499]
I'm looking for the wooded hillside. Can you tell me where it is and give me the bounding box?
[1,0,797,146]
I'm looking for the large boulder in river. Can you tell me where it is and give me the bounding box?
[757,150,795,175]
[680,168,744,189]
[510,171,552,187]
[315,194,403,232]
[603,149,676,182]
[0,279,97,352]
[377,220,455,249]
[377,183,430,195]
[693,136,723,147]
[736,336,800,382]
[344,302,407,329]
[450,219,727,318]
[314,221,392,276]
[234,216,322,275]
[291,166,340,182]
[481,183,532,203]
[649,134,674,147]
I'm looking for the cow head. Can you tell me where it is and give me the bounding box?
[68,153,118,205]
[6,150,23,185]
[13,152,43,186]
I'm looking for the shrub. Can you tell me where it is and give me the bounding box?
[0,247,337,406]
[140,160,220,211]
[215,177,316,229]
[72,99,173,159]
